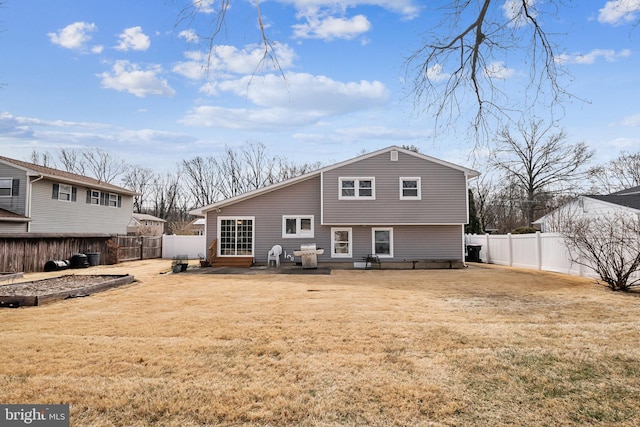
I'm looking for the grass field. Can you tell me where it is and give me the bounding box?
[1,260,639,426]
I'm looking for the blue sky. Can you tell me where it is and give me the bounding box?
[1,0,639,174]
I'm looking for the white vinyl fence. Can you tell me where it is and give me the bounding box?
[162,235,206,259]
[465,232,599,279]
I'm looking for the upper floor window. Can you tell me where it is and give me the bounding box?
[0,178,13,197]
[400,177,421,200]
[283,215,314,238]
[339,177,375,200]
[87,189,100,205]
[52,183,76,202]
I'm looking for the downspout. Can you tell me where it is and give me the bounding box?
[26,175,44,232]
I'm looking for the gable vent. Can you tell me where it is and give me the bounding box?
[390,150,398,161]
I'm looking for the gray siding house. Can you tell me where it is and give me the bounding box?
[190,146,479,268]
[0,156,136,234]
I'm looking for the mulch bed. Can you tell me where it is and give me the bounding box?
[0,274,135,307]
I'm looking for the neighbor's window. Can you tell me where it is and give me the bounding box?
[400,177,421,200]
[58,184,72,201]
[109,193,118,207]
[283,215,314,238]
[372,228,393,258]
[339,177,375,200]
[87,189,100,205]
[331,227,352,258]
[0,178,12,197]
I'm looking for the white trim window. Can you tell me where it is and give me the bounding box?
[58,184,73,201]
[372,228,393,258]
[218,216,255,256]
[108,193,118,207]
[331,227,352,258]
[0,178,12,197]
[282,215,314,238]
[400,177,421,200]
[339,177,375,200]
[89,189,100,205]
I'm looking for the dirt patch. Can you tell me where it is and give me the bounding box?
[0,274,134,307]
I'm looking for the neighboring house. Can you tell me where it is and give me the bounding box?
[184,218,205,235]
[190,146,480,268]
[127,213,166,236]
[533,188,640,233]
[0,156,136,234]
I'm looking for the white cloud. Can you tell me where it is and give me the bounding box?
[218,72,389,113]
[598,0,640,25]
[173,44,295,81]
[484,61,515,79]
[425,64,450,82]
[115,26,151,51]
[98,60,176,97]
[180,72,389,129]
[193,0,216,14]
[199,82,219,96]
[173,51,208,80]
[179,29,199,43]
[555,48,632,64]
[48,22,98,51]
[621,113,640,127]
[502,0,537,28]
[293,14,371,40]
[180,105,326,129]
[277,0,420,19]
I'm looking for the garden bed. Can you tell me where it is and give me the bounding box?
[0,272,24,282]
[0,274,134,307]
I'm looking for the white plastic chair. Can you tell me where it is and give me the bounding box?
[267,245,283,268]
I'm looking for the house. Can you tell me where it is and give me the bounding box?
[127,213,166,236]
[0,155,136,234]
[189,146,480,268]
[533,188,640,233]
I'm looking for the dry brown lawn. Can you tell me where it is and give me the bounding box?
[1,260,639,426]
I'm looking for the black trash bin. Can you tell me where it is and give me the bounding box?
[70,254,89,269]
[466,244,482,262]
[86,252,101,266]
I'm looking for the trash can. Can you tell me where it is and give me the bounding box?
[70,253,89,269]
[86,252,101,266]
[466,244,482,262]
[44,260,70,272]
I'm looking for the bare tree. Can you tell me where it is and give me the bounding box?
[81,148,127,183]
[29,147,127,183]
[58,148,86,176]
[29,149,56,168]
[406,0,572,140]
[181,156,223,207]
[242,142,278,189]
[588,151,640,194]
[121,165,157,213]
[555,209,640,292]
[275,157,323,182]
[491,120,592,226]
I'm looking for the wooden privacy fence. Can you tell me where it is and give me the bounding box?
[0,234,162,273]
[117,235,162,262]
